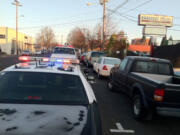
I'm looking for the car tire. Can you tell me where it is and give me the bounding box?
[133,94,146,121]
[93,69,96,73]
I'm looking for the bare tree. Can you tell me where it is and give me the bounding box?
[36,27,56,49]
[67,27,86,52]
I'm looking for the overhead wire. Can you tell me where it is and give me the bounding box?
[19,17,102,30]
[107,0,130,18]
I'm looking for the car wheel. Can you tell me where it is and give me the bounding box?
[93,69,96,73]
[133,94,146,120]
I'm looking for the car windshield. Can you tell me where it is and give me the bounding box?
[132,61,172,75]
[0,72,88,105]
[91,52,105,57]
[53,48,75,55]
[103,59,121,65]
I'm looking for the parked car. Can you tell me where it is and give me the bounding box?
[21,50,32,56]
[34,50,42,55]
[75,48,81,59]
[80,52,86,63]
[108,56,180,121]
[93,57,121,78]
[86,51,105,67]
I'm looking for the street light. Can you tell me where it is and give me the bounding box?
[87,0,108,51]
[12,0,22,55]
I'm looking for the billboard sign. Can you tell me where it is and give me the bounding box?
[143,26,167,36]
[139,14,173,27]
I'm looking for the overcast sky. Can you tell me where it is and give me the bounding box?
[1,0,180,44]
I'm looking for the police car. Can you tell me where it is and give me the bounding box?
[0,56,102,135]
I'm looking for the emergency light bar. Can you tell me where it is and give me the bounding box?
[18,56,79,64]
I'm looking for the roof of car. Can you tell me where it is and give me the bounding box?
[100,56,120,60]
[126,56,171,63]
[54,47,75,49]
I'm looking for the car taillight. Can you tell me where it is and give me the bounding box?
[102,65,108,71]
[42,57,49,62]
[154,89,164,102]
[19,56,30,62]
[63,59,71,64]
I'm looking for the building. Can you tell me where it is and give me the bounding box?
[128,45,151,54]
[128,38,151,54]
[0,27,34,55]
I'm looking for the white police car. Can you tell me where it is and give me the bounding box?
[0,56,101,135]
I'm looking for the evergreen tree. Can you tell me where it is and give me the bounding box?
[148,37,153,45]
[106,34,116,55]
[169,35,173,41]
[161,36,168,46]
[141,35,146,42]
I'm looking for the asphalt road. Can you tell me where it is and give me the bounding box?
[81,64,180,135]
[0,55,18,71]
[1,55,180,135]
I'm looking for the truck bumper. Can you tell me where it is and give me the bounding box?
[156,107,180,117]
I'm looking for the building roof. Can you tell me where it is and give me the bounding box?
[128,45,151,53]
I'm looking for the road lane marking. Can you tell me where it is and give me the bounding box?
[110,123,135,134]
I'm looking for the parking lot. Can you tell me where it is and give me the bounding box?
[1,55,180,135]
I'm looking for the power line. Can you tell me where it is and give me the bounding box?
[19,17,101,30]
[121,0,153,14]
[107,8,137,22]
[107,0,130,18]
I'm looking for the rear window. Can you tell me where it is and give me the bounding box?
[132,61,172,75]
[91,52,105,57]
[103,59,121,65]
[53,47,75,55]
[0,72,88,105]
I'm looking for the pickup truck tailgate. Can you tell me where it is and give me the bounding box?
[164,85,180,105]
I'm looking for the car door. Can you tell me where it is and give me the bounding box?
[115,58,129,91]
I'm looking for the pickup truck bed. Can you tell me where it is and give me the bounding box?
[132,72,180,84]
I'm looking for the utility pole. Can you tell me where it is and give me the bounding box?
[61,35,63,45]
[12,0,22,55]
[102,0,106,51]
